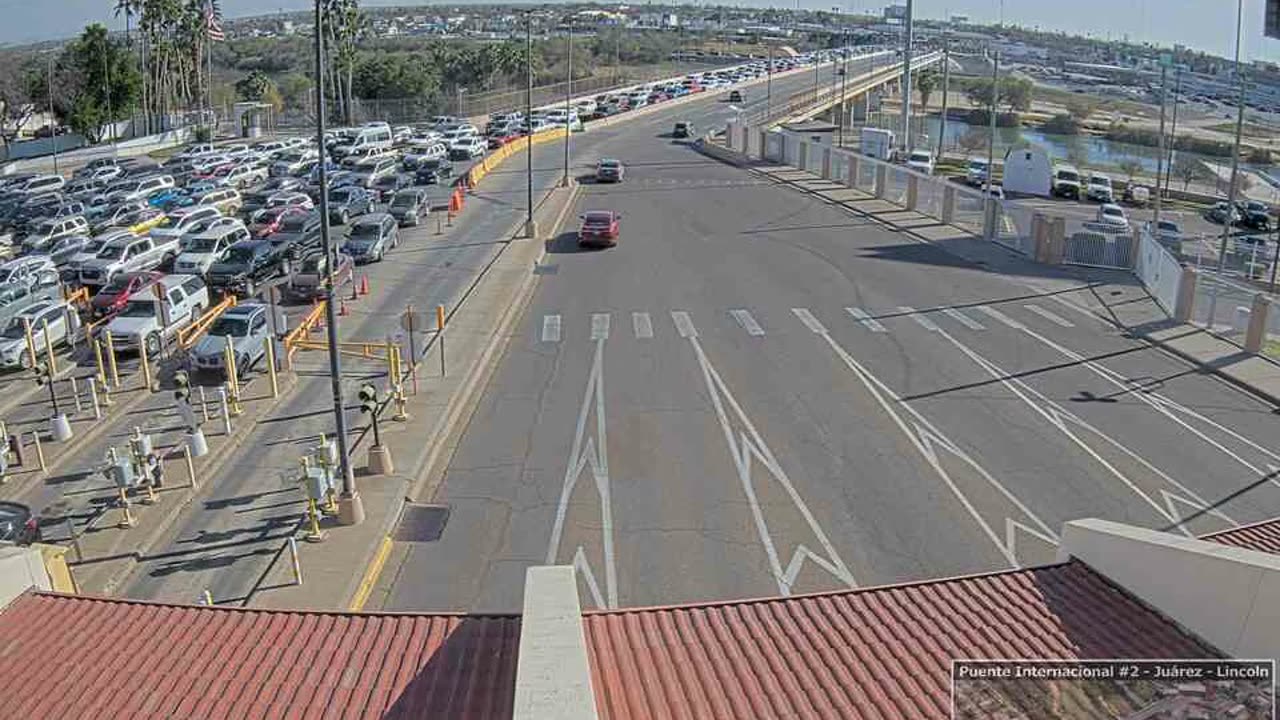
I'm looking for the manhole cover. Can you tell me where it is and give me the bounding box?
[393,503,450,542]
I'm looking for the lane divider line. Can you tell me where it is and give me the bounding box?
[729,309,766,337]
[845,307,887,333]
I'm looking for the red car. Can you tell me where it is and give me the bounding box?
[487,133,520,149]
[90,270,164,318]
[578,210,621,248]
[251,205,307,237]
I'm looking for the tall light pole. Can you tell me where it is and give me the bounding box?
[313,0,362,526]
[1205,0,1247,330]
[984,51,999,241]
[46,52,59,175]
[1162,67,1182,201]
[900,0,913,153]
[563,22,572,187]
[1153,59,1169,231]
[936,32,950,161]
[525,11,536,238]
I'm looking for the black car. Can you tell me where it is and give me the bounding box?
[372,173,414,203]
[672,121,693,138]
[206,239,289,296]
[267,210,324,259]
[0,501,39,544]
[327,186,374,225]
[1237,200,1272,231]
[241,177,308,216]
[414,159,454,185]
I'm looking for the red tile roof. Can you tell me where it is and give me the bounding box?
[0,593,520,720]
[581,561,1219,720]
[1202,517,1280,555]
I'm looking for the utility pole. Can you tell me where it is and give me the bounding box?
[767,43,773,120]
[525,11,535,238]
[563,23,572,187]
[313,0,362,525]
[47,52,59,175]
[1153,60,1169,231]
[936,32,950,162]
[984,51,999,241]
[901,0,914,154]
[1205,0,1247,331]
[1162,67,1182,201]
[838,48,848,146]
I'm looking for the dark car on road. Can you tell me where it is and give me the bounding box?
[672,121,693,138]
[327,186,374,226]
[414,159,455,185]
[265,210,323,260]
[342,213,399,263]
[282,249,354,303]
[595,159,625,183]
[388,188,430,226]
[372,173,414,203]
[206,239,289,297]
[1237,200,1272,231]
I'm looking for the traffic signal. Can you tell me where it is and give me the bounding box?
[174,370,190,403]
[359,383,378,414]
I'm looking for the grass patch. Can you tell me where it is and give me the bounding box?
[1206,121,1280,139]
[1265,339,1280,360]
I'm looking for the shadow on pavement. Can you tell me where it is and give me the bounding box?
[545,231,600,255]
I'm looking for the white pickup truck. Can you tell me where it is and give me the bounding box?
[78,233,181,290]
[103,274,209,356]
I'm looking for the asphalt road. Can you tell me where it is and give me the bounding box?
[375,74,1280,613]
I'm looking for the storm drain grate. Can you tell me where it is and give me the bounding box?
[392,503,450,543]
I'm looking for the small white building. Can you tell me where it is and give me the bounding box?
[1001,145,1053,197]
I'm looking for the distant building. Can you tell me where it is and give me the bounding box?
[949,14,970,24]
[883,4,908,21]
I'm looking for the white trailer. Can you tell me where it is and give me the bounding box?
[1001,145,1053,198]
[860,127,896,161]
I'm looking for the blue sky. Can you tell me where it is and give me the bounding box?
[0,0,1276,61]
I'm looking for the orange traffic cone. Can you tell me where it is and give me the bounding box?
[359,275,370,296]
[339,299,349,316]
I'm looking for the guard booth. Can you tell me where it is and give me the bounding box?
[779,121,837,171]
[232,102,275,139]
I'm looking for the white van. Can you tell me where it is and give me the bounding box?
[333,125,393,159]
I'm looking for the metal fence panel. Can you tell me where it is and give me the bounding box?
[1064,230,1134,268]
[1135,227,1184,315]
[994,201,1036,256]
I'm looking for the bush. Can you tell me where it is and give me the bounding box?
[1104,126,1234,157]
[193,125,212,142]
[1247,146,1272,164]
[1040,113,1080,135]
[966,108,1020,127]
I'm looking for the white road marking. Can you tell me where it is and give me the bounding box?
[631,312,653,339]
[977,304,1025,329]
[541,314,561,343]
[791,307,828,334]
[845,307,887,332]
[683,333,857,594]
[931,324,1234,535]
[942,307,986,330]
[591,312,611,340]
[1022,304,1075,328]
[729,309,766,337]
[671,310,697,338]
[808,326,1058,566]
[545,335,618,608]
[900,306,939,332]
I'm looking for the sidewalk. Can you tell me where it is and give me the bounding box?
[700,137,1280,409]
[247,180,583,611]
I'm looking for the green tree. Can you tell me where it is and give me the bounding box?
[957,127,987,157]
[1063,96,1099,123]
[1041,113,1080,135]
[277,73,313,113]
[915,70,938,114]
[235,70,273,101]
[37,25,141,143]
[1118,158,1144,186]
[0,54,40,146]
[352,52,439,100]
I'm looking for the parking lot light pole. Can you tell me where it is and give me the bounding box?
[525,11,535,238]
[563,23,572,188]
[314,0,362,526]
[1206,0,1247,329]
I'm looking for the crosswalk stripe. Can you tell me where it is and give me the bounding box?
[671,311,697,338]
[729,309,765,336]
[977,304,1025,329]
[632,312,653,339]
[942,307,985,330]
[899,306,939,331]
[792,308,828,334]
[591,313,611,340]
[1022,304,1075,328]
[845,307,887,332]
[541,314,561,343]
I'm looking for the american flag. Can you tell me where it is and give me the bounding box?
[205,0,225,41]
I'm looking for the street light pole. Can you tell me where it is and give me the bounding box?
[1205,0,1247,331]
[901,0,913,154]
[525,11,535,238]
[47,52,59,175]
[563,22,572,188]
[936,32,950,162]
[1153,61,1168,231]
[984,51,999,241]
[314,0,362,525]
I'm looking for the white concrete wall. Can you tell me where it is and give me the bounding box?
[1060,519,1280,663]
[513,566,599,720]
[0,544,51,609]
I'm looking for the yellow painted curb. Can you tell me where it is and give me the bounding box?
[349,535,394,612]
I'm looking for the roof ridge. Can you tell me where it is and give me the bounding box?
[25,591,521,619]
[582,560,1077,616]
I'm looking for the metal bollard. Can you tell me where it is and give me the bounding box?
[198,386,210,423]
[184,444,197,489]
[288,537,303,585]
[105,332,120,388]
[70,376,82,414]
[201,589,213,605]
[223,338,242,416]
[116,487,135,528]
[89,377,102,420]
[218,386,232,435]
[264,337,278,398]
[139,338,153,392]
[42,319,58,376]
[93,338,107,386]
[31,430,45,472]
[64,518,82,563]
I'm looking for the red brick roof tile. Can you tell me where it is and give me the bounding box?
[581,561,1220,720]
[1202,517,1280,555]
[0,594,520,720]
